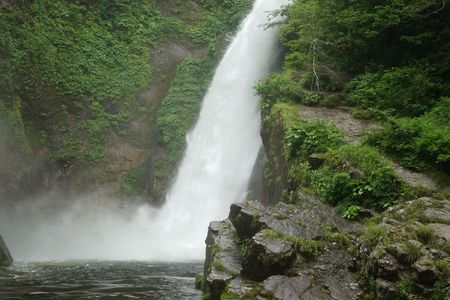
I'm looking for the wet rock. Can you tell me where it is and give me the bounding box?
[222,277,257,298]
[377,254,399,281]
[243,232,296,281]
[203,220,242,299]
[229,201,268,239]
[429,223,450,242]
[230,198,357,245]
[424,208,450,224]
[385,243,408,265]
[0,234,12,268]
[413,256,440,286]
[262,275,314,300]
[376,279,398,300]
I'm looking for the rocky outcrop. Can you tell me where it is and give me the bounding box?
[202,197,361,299]
[356,197,450,299]
[0,234,12,268]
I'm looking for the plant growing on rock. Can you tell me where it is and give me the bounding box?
[403,241,422,265]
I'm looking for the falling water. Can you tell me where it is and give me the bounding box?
[0,0,288,262]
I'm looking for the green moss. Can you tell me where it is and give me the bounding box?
[213,259,226,272]
[270,102,300,130]
[220,291,240,300]
[121,163,149,197]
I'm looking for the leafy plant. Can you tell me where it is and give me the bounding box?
[284,120,343,159]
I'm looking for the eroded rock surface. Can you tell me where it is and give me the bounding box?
[202,198,361,299]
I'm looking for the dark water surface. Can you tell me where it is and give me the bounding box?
[0,261,202,299]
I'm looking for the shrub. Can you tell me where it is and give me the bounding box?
[313,145,403,211]
[365,98,450,173]
[256,71,304,111]
[347,66,438,117]
[284,120,343,159]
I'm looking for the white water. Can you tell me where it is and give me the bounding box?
[0,0,288,262]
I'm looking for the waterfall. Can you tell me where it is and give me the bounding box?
[0,0,288,262]
[146,0,289,260]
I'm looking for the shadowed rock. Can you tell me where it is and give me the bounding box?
[0,234,12,268]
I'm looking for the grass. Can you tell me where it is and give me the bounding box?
[415,224,435,244]
[403,241,422,265]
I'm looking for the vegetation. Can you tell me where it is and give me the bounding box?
[257,0,450,177]
[0,0,252,165]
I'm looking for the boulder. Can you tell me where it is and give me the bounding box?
[242,232,296,281]
[0,234,12,268]
[376,279,398,300]
[429,223,450,242]
[413,256,440,286]
[261,275,314,300]
[203,220,242,299]
[230,198,357,243]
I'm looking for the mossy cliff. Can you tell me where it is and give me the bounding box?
[0,0,252,203]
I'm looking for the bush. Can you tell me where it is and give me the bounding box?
[256,71,304,111]
[312,145,403,211]
[347,67,438,117]
[365,98,450,173]
[284,120,343,159]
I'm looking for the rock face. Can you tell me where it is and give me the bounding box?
[0,234,12,268]
[202,197,361,299]
[356,197,450,299]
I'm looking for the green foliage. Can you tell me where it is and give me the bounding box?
[431,278,448,300]
[342,204,360,220]
[289,237,322,259]
[365,98,450,173]
[285,120,343,159]
[324,226,350,247]
[347,67,439,117]
[154,57,216,180]
[403,241,422,265]
[415,224,435,244]
[220,291,241,300]
[256,71,304,111]
[0,0,250,165]
[213,259,226,272]
[121,163,148,197]
[360,224,386,247]
[312,145,403,211]
[397,277,414,300]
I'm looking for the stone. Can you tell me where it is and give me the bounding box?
[377,254,399,281]
[375,279,398,300]
[385,243,410,265]
[223,277,257,298]
[203,220,242,299]
[429,223,450,242]
[413,256,440,286]
[0,234,12,268]
[424,208,450,224]
[229,201,267,239]
[262,275,313,300]
[242,232,296,281]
